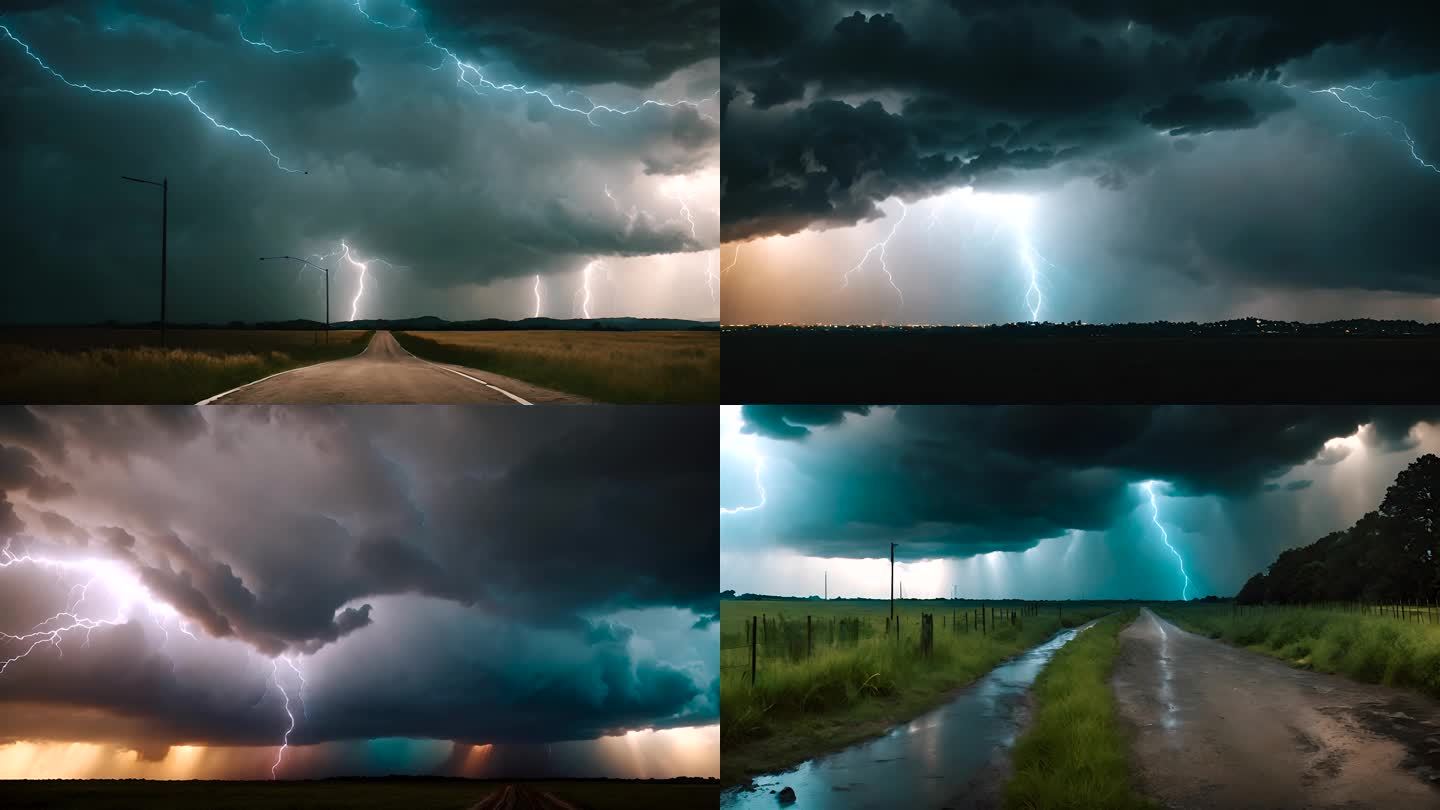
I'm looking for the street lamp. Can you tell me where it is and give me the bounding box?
[121,175,167,348]
[258,256,330,344]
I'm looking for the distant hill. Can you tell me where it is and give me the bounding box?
[724,318,1440,337]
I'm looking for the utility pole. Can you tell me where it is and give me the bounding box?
[121,175,168,348]
[890,542,897,624]
[258,256,331,343]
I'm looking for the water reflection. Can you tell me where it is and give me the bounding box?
[721,622,1095,809]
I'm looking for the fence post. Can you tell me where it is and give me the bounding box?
[750,616,758,687]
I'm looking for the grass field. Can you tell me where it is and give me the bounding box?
[393,330,718,403]
[1155,603,1440,699]
[1004,610,1154,810]
[0,328,371,404]
[719,599,1111,786]
[1,778,719,809]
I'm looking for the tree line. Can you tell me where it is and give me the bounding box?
[1237,453,1438,604]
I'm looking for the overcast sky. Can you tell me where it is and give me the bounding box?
[720,1,1440,325]
[0,406,717,780]
[1,0,719,324]
[721,405,1440,601]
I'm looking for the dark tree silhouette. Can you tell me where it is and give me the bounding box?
[1236,454,1439,604]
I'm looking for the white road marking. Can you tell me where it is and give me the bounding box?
[196,361,338,405]
[391,334,533,405]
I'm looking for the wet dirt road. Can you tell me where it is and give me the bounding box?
[198,331,587,404]
[1113,608,1440,809]
[721,622,1098,810]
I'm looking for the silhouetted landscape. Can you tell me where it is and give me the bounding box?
[723,320,1440,402]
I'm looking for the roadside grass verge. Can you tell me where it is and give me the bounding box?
[0,331,370,403]
[1004,610,1154,810]
[720,602,1111,786]
[393,330,718,403]
[1155,604,1440,700]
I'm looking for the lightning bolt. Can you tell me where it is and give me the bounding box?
[354,0,417,30]
[704,250,718,303]
[1018,230,1051,323]
[720,439,767,515]
[721,243,741,276]
[236,2,306,54]
[414,31,717,127]
[841,200,909,314]
[2,542,315,778]
[309,240,405,321]
[1,23,305,173]
[1306,82,1439,174]
[1143,481,1190,601]
[573,260,598,319]
[533,274,543,318]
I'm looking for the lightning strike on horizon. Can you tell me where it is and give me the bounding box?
[310,241,405,321]
[573,260,598,319]
[1143,481,1191,601]
[533,274,543,317]
[0,23,305,173]
[1307,82,1439,174]
[841,200,908,314]
[270,658,297,779]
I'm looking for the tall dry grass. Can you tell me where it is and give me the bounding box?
[394,330,718,403]
[0,331,370,403]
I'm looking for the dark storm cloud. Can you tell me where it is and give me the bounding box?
[1,0,717,323]
[740,405,873,439]
[419,0,719,88]
[720,1,1440,302]
[730,405,1440,558]
[0,406,716,747]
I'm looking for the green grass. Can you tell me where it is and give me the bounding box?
[1155,603,1440,699]
[719,600,1111,786]
[0,779,718,809]
[0,329,371,404]
[393,330,718,403]
[1004,610,1154,810]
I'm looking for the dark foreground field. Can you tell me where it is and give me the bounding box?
[3,777,719,809]
[722,326,1440,402]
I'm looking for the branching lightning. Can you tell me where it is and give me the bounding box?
[0,23,305,173]
[1304,82,1438,174]
[310,240,405,321]
[416,32,717,127]
[236,2,306,54]
[1,542,311,778]
[1143,482,1191,601]
[841,200,909,313]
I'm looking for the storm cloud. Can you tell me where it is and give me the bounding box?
[1,0,719,323]
[0,406,717,774]
[720,406,1440,594]
[720,0,1440,323]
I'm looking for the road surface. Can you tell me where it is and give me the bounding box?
[199,331,587,404]
[469,784,583,810]
[1113,608,1440,809]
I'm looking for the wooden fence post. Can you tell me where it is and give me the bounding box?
[750,616,757,686]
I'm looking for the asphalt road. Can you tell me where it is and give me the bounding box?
[1112,608,1440,809]
[469,784,584,810]
[199,331,587,404]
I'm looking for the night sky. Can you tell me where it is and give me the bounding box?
[0,406,718,780]
[721,405,1440,601]
[720,1,1440,325]
[0,1,719,324]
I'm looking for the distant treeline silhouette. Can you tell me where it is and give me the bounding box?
[1237,453,1438,604]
